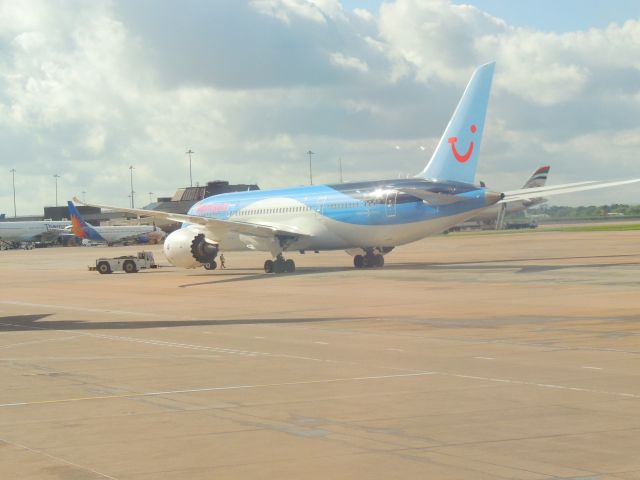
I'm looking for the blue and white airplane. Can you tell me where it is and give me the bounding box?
[76,63,640,273]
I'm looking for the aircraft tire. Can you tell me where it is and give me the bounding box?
[204,261,217,270]
[97,262,112,274]
[285,259,295,273]
[375,254,385,268]
[264,260,274,273]
[354,255,364,268]
[273,259,285,274]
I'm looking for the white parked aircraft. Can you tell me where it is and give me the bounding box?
[76,63,640,273]
[473,165,551,225]
[0,220,71,248]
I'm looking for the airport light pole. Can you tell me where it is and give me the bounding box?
[186,149,194,187]
[338,157,343,183]
[82,191,86,203]
[148,191,154,203]
[307,150,315,185]
[53,174,60,207]
[10,168,16,217]
[129,165,135,208]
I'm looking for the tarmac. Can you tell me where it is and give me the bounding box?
[1,229,639,479]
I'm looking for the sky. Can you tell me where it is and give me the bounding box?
[1,0,639,216]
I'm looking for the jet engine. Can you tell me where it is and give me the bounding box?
[163,228,218,268]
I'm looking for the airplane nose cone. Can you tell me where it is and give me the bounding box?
[484,191,504,206]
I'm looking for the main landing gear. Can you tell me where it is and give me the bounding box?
[353,252,385,269]
[264,254,295,274]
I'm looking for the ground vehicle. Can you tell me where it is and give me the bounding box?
[92,251,157,274]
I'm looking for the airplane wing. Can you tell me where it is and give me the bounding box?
[38,226,74,241]
[46,227,73,236]
[72,197,311,242]
[398,188,468,205]
[500,179,640,203]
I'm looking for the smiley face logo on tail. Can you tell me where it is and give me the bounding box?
[448,124,476,163]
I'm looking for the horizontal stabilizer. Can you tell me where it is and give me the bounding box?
[501,179,640,203]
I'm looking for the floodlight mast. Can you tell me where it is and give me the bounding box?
[129,166,135,208]
[10,169,16,217]
[186,149,194,187]
[307,150,315,185]
[53,174,60,207]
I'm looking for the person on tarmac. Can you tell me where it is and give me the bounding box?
[219,253,226,269]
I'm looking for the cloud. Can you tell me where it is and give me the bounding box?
[330,52,369,72]
[250,0,348,24]
[1,0,639,216]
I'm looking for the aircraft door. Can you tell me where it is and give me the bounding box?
[316,196,327,216]
[385,191,397,217]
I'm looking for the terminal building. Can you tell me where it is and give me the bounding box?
[2,180,259,226]
[146,180,259,215]
[143,180,260,232]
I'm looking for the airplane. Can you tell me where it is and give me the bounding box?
[0,219,71,249]
[473,165,551,225]
[66,201,166,246]
[75,62,640,273]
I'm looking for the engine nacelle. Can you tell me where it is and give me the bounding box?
[163,228,218,269]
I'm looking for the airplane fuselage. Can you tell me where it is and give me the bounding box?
[185,178,497,253]
[472,197,547,223]
[0,220,71,243]
[80,225,164,244]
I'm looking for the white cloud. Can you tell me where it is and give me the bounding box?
[353,8,374,22]
[250,0,337,25]
[330,52,369,72]
[1,0,640,216]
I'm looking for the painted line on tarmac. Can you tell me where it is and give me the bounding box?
[0,371,438,408]
[0,300,178,319]
[0,321,379,366]
[1,316,636,404]
[445,372,639,399]
[0,335,80,349]
[86,332,269,357]
[83,332,362,364]
[0,437,119,479]
[2,369,639,409]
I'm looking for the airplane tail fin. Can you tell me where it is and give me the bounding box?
[417,62,495,184]
[67,201,104,241]
[522,166,550,189]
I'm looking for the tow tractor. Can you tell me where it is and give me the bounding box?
[91,251,157,274]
